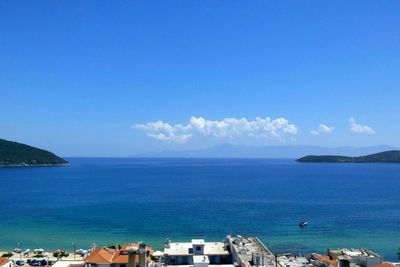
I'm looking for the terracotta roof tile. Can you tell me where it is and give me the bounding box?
[0,257,10,266]
[85,244,153,264]
[313,254,338,267]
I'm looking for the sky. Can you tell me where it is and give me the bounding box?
[1,0,400,156]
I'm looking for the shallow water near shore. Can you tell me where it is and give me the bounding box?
[0,158,399,260]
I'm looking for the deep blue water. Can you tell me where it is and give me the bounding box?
[0,158,400,260]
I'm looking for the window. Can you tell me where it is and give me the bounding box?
[196,246,201,251]
[120,264,126,267]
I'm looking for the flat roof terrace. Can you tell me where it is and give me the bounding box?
[328,248,382,259]
[164,241,230,256]
[229,236,275,267]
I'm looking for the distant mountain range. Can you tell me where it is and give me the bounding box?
[134,144,399,158]
[0,139,68,166]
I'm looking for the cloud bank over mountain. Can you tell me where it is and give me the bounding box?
[134,116,298,143]
[134,116,378,144]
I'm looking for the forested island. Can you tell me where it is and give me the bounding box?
[297,150,400,163]
[0,139,68,166]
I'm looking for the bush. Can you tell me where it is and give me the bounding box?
[107,244,122,250]
[33,253,45,258]
[53,251,69,258]
[1,252,13,258]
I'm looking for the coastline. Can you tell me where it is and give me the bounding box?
[0,236,395,267]
[0,163,69,168]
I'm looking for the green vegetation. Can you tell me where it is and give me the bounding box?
[0,139,68,166]
[1,252,13,258]
[297,150,400,163]
[32,253,45,258]
[53,250,69,258]
[107,243,122,249]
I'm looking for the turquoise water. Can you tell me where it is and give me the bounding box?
[0,158,399,260]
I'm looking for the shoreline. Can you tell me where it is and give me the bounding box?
[2,237,398,267]
[0,163,69,168]
[0,251,84,261]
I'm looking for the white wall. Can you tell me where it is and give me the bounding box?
[0,260,12,267]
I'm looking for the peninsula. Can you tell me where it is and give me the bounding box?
[0,139,68,167]
[297,150,400,163]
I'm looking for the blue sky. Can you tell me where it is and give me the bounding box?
[1,1,399,156]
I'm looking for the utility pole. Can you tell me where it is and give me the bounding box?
[72,243,76,261]
[18,242,22,260]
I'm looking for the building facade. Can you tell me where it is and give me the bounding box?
[163,239,233,267]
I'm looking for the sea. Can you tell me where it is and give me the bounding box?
[0,158,399,260]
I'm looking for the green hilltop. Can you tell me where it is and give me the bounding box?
[0,139,68,166]
[297,150,400,163]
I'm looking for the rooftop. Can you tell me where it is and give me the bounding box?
[164,241,229,256]
[329,249,382,259]
[0,257,10,266]
[192,240,205,246]
[52,260,84,267]
[85,244,153,264]
[311,253,338,267]
[277,255,310,267]
[228,236,275,267]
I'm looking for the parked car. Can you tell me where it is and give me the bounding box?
[16,260,25,266]
[40,260,48,266]
[30,259,40,266]
[75,249,88,256]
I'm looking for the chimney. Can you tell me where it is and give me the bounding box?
[128,255,136,267]
[127,243,147,267]
[138,243,147,267]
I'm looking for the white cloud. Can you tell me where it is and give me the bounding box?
[134,116,298,143]
[134,121,192,143]
[349,117,375,134]
[319,124,334,134]
[310,124,334,135]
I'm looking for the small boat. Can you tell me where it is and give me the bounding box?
[299,221,308,227]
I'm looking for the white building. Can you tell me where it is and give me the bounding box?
[52,260,85,267]
[163,239,234,267]
[328,249,383,267]
[227,236,275,267]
